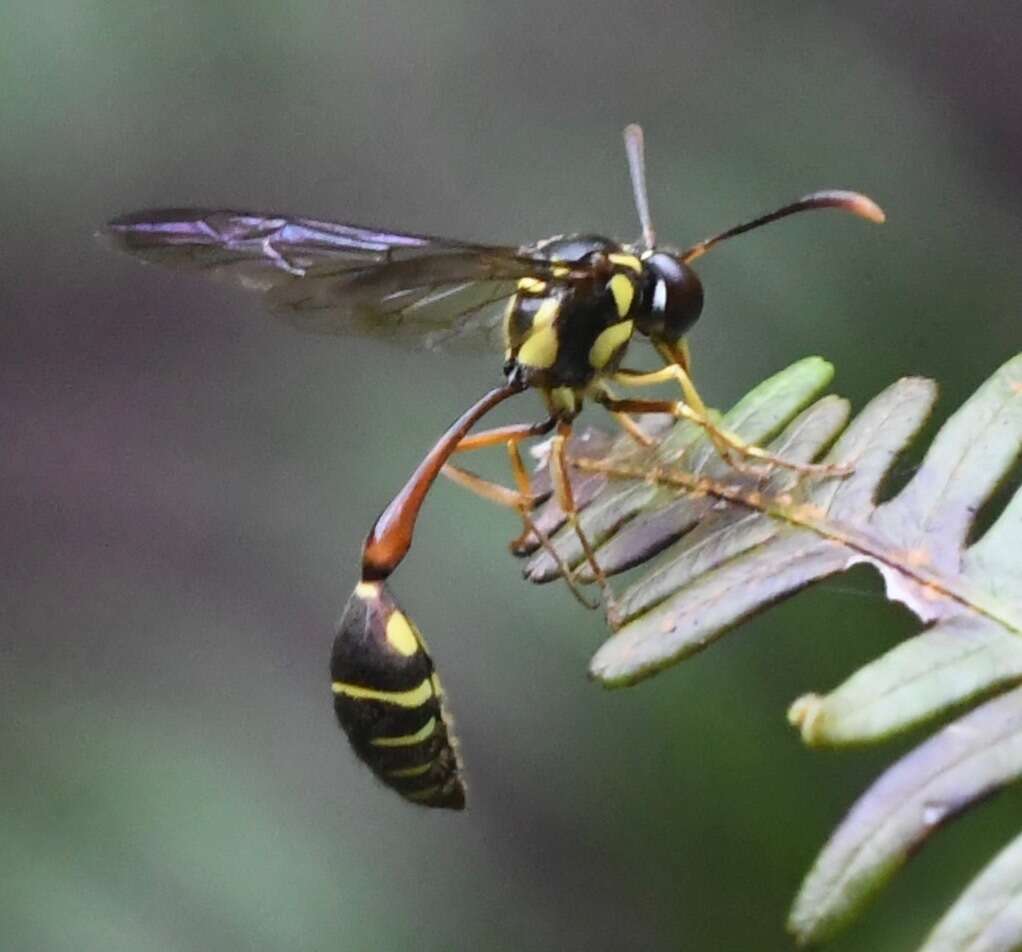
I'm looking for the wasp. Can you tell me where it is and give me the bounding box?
[105,125,884,809]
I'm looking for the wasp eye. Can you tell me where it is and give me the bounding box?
[639,252,704,345]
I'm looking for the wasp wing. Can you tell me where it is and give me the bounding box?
[103,209,559,349]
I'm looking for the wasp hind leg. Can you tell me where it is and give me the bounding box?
[444,416,622,622]
[442,422,603,611]
[442,458,602,612]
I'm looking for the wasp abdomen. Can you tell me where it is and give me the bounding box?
[331,581,465,810]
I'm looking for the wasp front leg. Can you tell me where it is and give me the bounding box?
[441,457,601,612]
[611,359,852,479]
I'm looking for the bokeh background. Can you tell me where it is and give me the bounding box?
[3,3,1021,950]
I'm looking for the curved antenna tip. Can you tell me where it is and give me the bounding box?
[859,196,886,224]
[680,187,887,263]
[806,189,886,225]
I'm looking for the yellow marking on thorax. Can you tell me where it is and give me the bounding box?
[517,325,558,369]
[332,677,433,708]
[515,296,561,369]
[370,716,437,748]
[502,296,517,349]
[589,319,634,369]
[385,611,420,657]
[608,252,642,273]
[532,297,559,329]
[517,277,547,294]
[607,273,635,317]
[548,386,578,416]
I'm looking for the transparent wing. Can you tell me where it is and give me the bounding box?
[103,209,562,348]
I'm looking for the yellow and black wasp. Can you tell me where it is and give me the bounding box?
[105,125,884,810]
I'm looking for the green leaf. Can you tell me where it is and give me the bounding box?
[510,352,1022,948]
[788,617,1022,747]
[920,828,1022,952]
[789,684,1022,945]
[521,356,838,580]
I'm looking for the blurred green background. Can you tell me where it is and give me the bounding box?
[3,3,1021,950]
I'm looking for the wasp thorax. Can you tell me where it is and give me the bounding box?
[636,252,704,346]
[503,235,640,396]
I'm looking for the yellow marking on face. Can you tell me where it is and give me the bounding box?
[354,580,381,599]
[387,760,435,779]
[607,274,635,318]
[332,677,433,708]
[549,387,578,415]
[608,252,642,273]
[405,784,442,802]
[517,325,558,369]
[551,264,571,277]
[588,319,634,369]
[516,276,547,294]
[370,716,437,748]
[385,611,420,657]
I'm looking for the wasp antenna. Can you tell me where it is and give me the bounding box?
[623,124,656,250]
[680,189,885,264]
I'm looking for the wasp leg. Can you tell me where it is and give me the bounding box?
[442,462,533,511]
[611,362,851,478]
[441,461,600,611]
[550,421,621,628]
[451,419,556,454]
[503,437,548,550]
[445,416,603,609]
[449,416,557,550]
[660,338,692,376]
[596,383,658,448]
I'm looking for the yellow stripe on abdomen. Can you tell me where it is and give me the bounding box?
[386,760,436,779]
[370,716,437,748]
[405,784,442,802]
[332,677,434,708]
